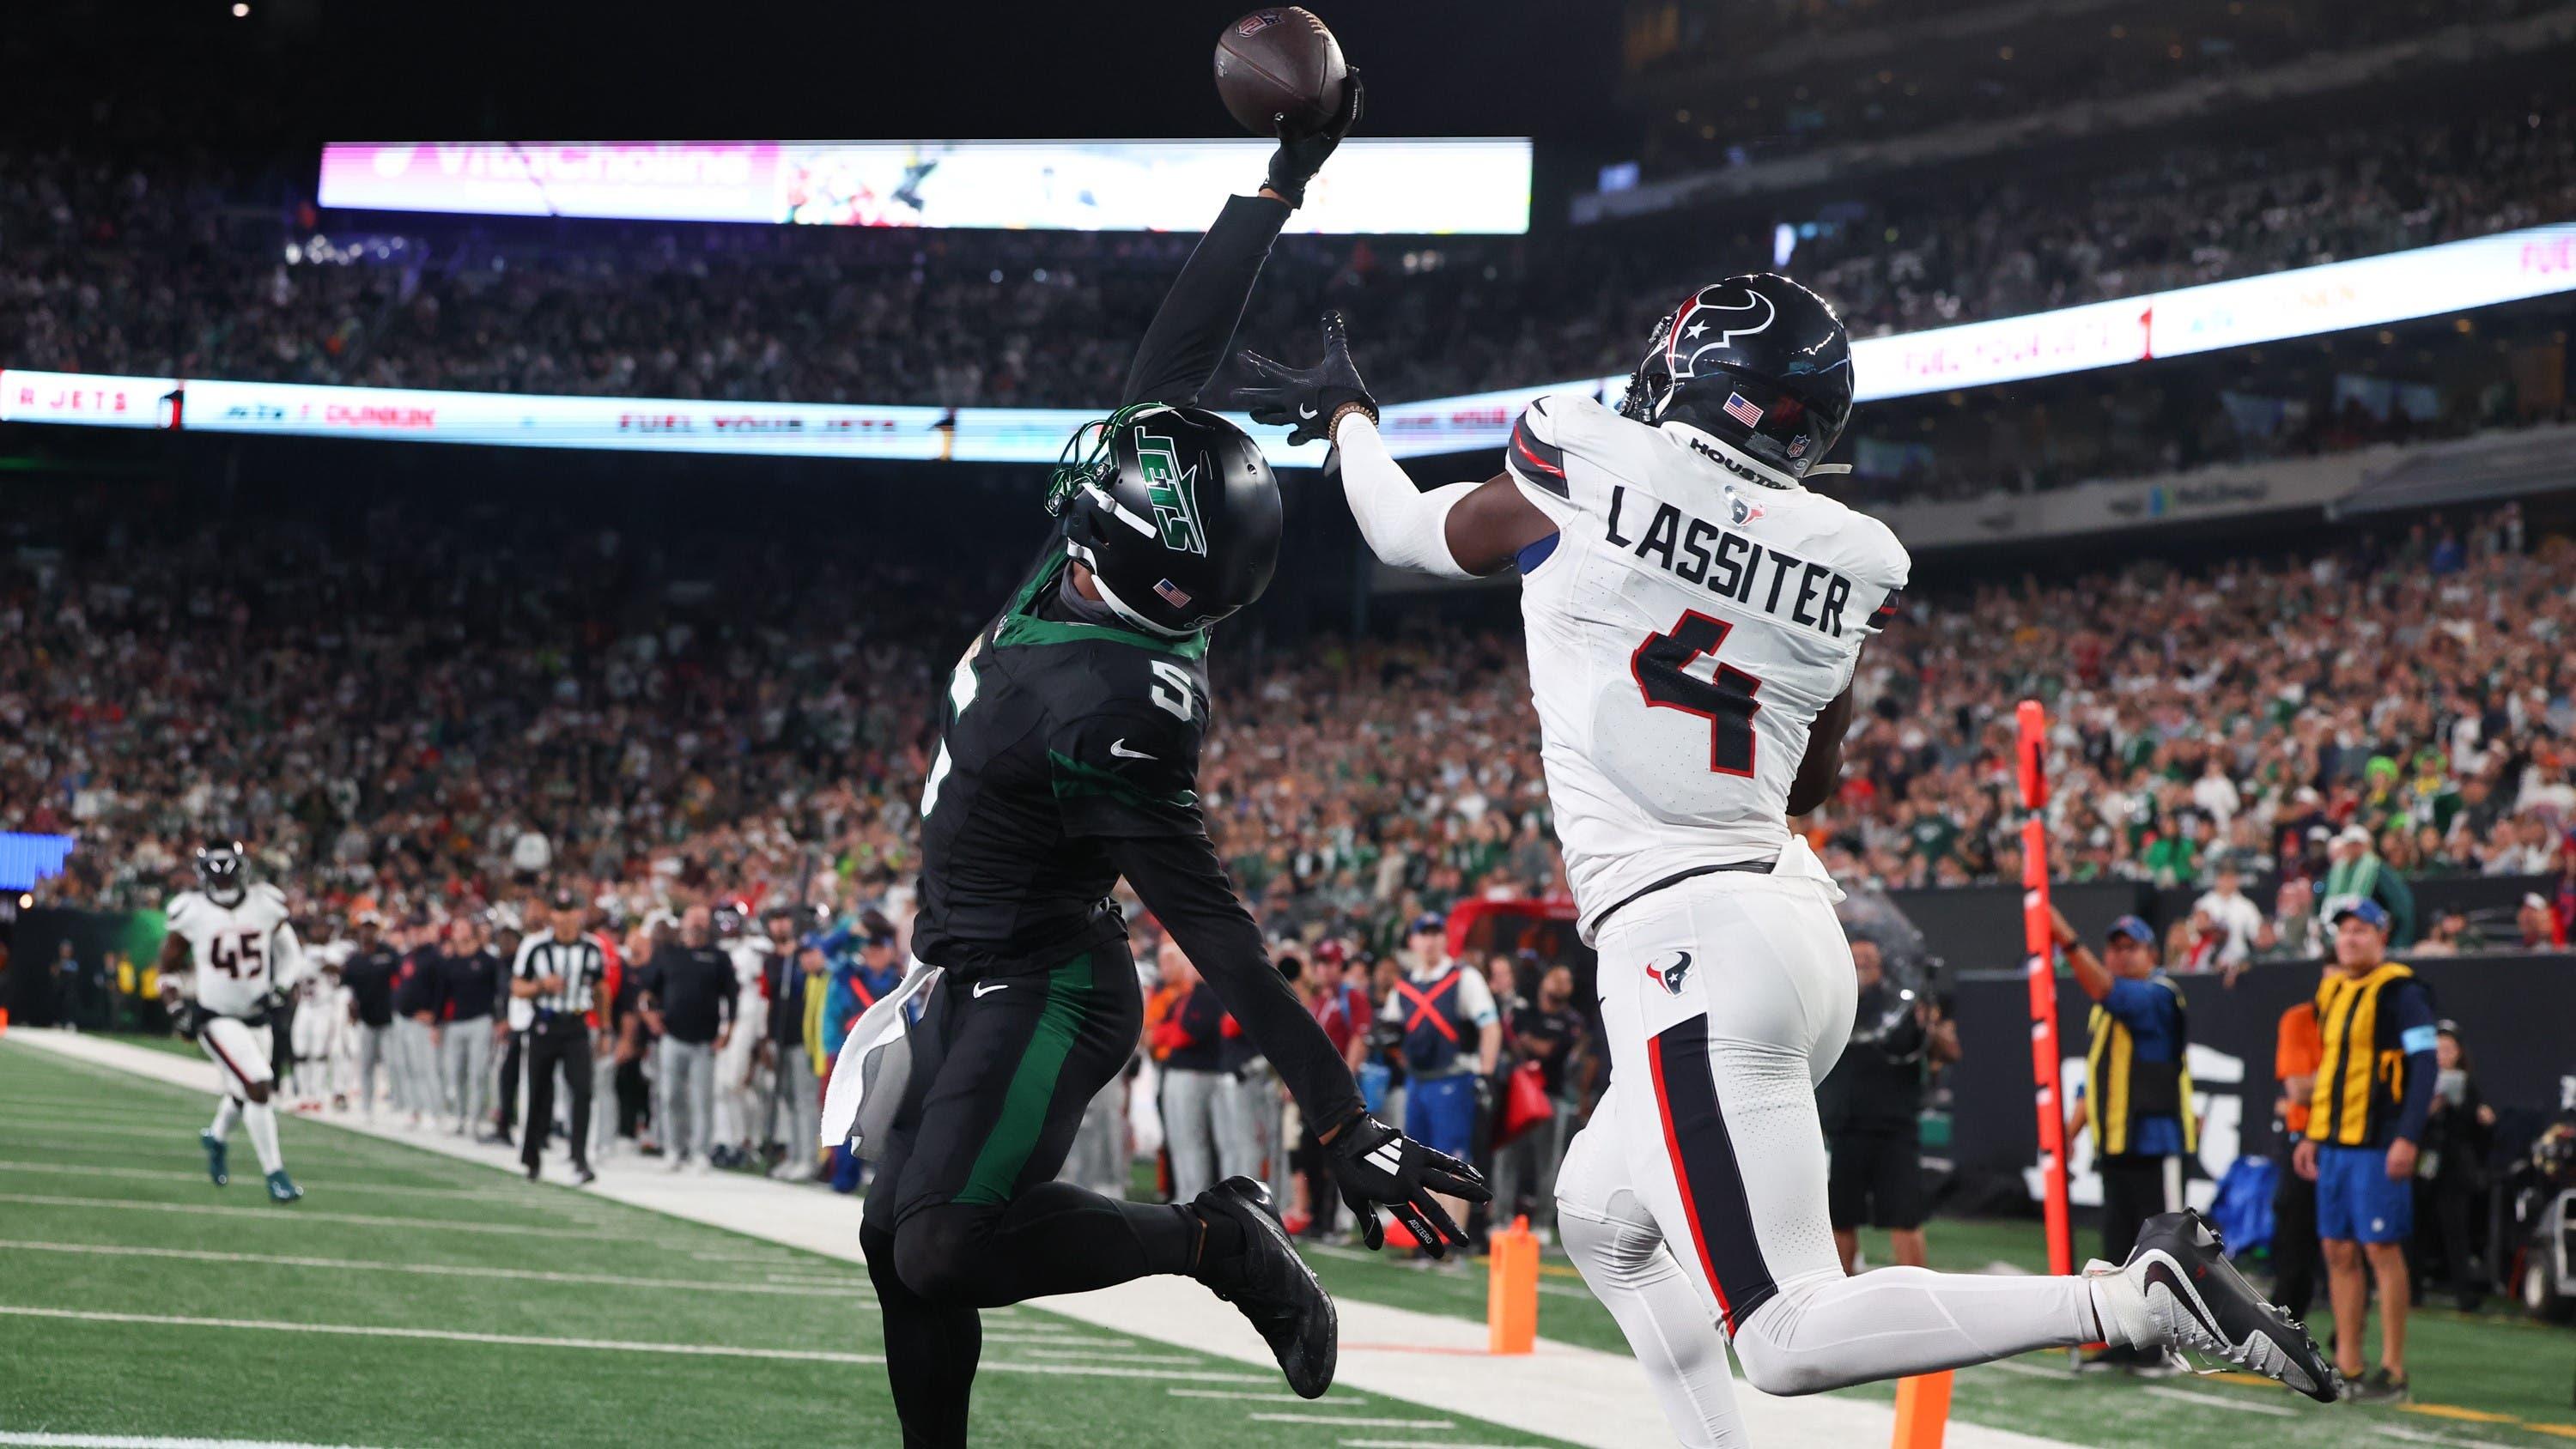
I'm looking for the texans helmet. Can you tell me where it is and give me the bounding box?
[194,840,246,903]
[1046,403,1282,636]
[1619,273,1855,486]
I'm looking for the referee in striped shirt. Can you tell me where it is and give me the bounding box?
[512,888,605,1185]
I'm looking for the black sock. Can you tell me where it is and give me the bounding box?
[866,1219,980,1449]
[1192,1202,1249,1272]
[895,1183,1212,1307]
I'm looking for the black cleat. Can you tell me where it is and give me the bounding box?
[2099,1210,2341,1404]
[1193,1176,1338,1398]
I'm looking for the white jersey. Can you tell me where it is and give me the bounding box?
[163,883,304,1020]
[1500,393,1909,941]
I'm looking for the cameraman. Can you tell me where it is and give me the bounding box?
[1821,937,1956,1273]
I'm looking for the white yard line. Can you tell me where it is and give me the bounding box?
[0,1159,545,1203]
[0,1191,601,1238]
[1247,1413,1455,1427]
[0,1240,866,1297]
[2137,1385,2300,1417]
[1017,1346,1202,1365]
[0,1306,1267,1384]
[5,1030,2084,1449]
[1167,1387,1374,1405]
[0,1434,391,1449]
[1335,1440,1534,1448]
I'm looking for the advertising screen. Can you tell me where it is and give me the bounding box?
[318,139,1533,235]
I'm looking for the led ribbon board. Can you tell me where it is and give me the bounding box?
[12,224,2573,463]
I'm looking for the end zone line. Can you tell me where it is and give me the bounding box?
[0,1305,1270,1384]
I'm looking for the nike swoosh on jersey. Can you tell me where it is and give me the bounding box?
[972,981,1010,998]
[1109,738,1155,760]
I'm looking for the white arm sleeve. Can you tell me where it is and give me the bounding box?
[1334,414,1478,579]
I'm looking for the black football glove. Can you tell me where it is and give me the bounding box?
[1263,67,1364,208]
[1233,311,1378,448]
[1322,1110,1490,1258]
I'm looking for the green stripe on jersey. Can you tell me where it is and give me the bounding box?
[954,950,1097,1206]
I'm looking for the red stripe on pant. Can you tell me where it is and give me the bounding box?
[204,1025,258,1095]
[1645,1013,1778,1336]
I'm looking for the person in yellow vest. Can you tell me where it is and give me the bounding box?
[2054,907,2194,1373]
[2291,896,2439,1405]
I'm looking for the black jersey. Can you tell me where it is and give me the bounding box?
[910,554,1212,979]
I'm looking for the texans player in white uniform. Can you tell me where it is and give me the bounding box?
[159,840,307,1202]
[1238,282,2337,1442]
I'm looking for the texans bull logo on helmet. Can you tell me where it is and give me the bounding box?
[1646,949,1694,996]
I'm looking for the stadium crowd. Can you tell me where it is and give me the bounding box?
[8,492,2571,955]
[5,94,2571,429]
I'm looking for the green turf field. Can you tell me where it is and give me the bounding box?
[1298,1189,2576,1449]
[8,1034,2571,1449]
[0,1038,1574,1448]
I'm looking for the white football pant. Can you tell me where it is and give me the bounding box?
[1556,870,2102,1446]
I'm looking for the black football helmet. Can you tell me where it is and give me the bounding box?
[1618,273,1855,486]
[194,840,246,904]
[1046,402,1282,636]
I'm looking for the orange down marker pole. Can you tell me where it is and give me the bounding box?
[1892,1369,1953,1449]
[2016,699,2077,1281]
[1487,1216,1538,1354]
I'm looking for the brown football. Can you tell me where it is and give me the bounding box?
[1213,8,1347,136]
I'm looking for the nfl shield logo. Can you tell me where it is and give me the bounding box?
[1787,434,1809,458]
[1238,11,1280,34]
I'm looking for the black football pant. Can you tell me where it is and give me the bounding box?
[520,1016,593,1173]
[495,1029,524,1137]
[861,943,1214,1449]
[2099,1152,2176,1264]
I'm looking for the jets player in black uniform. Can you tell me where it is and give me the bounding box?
[860,77,1487,1447]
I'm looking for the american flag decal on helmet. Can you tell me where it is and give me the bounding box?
[1154,579,1194,609]
[1722,392,1765,428]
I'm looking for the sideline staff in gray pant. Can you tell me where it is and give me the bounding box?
[339,919,401,1117]
[1157,973,1229,1203]
[436,919,508,1135]
[390,928,447,1120]
[638,905,739,1170]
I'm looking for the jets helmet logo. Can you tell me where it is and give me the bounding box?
[1646,950,1694,996]
[1134,432,1208,556]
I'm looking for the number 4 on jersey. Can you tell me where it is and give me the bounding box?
[1631,610,1764,777]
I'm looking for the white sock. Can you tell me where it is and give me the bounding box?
[1731,1267,2105,1396]
[2084,1261,2153,1349]
[209,1097,241,1142]
[243,1100,285,1176]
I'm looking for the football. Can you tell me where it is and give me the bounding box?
[1213,7,1347,136]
